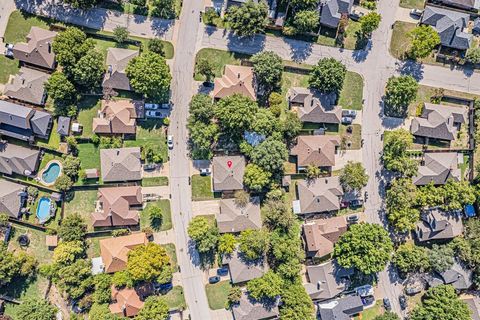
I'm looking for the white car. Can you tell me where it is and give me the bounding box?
[146,110,163,118]
[410,9,423,17]
[167,135,174,149]
[356,285,374,297]
[145,103,160,110]
[4,44,14,58]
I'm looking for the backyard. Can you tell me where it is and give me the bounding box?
[140,199,173,231]
[77,96,101,138]
[36,120,61,151]
[77,143,101,170]
[64,190,97,230]
[205,280,232,310]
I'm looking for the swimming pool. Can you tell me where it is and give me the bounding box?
[36,197,52,224]
[42,162,61,184]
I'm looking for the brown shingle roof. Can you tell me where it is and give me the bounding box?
[213,65,256,101]
[303,216,348,258]
[0,179,25,218]
[12,27,57,69]
[217,198,262,233]
[102,48,139,91]
[232,291,280,320]
[304,260,353,301]
[100,233,148,273]
[4,67,50,105]
[416,208,464,242]
[288,87,341,124]
[92,186,142,227]
[413,152,460,185]
[290,135,340,168]
[109,285,147,317]
[93,100,142,134]
[212,155,245,192]
[100,147,142,182]
[223,248,267,284]
[297,177,343,214]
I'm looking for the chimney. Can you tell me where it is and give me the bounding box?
[237,73,240,79]
[48,42,51,53]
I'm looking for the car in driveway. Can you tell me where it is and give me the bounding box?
[4,44,14,58]
[143,163,157,171]
[410,9,423,17]
[350,199,364,207]
[342,110,357,118]
[209,276,221,284]
[350,10,364,21]
[383,298,392,311]
[399,295,407,310]
[347,214,359,224]
[356,285,374,297]
[145,103,160,110]
[217,267,229,276]
[154,282,173,292]
[200,168,211,176]
[341,117,353,125]
[146,110,163,118]
[167,135,174,149]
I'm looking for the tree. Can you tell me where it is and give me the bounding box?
[251,51,283,95]
[196,58,215,83]
[428,244,454,273]
[280,284,315,320]
[17,298,57,320]
[226,0,268,37]
[442,180,476,211]
[147,205,163,228]
[214,94,258,139]
[126,52,171,99]
[243,164,272,192]
[89,303,122,320]
[452,219,480,268]
[0,246,37,286]
[269,226,304,279]
[305,164,322,180]
[66,136,78,153]
[52,27,95,74]
[309,58,346,93]
[384,75,418,117]
[111,270,133,289]
[51,259,93,300]
[188,121,219,160]
[234,190,250,207]
[147,38,165,56]
[136,296,169,320]
[151,0,176,19]
[93,274,112,304]
[72,49,104,88]
[246,271,283,300]
[113,26,129,43]
[374,313,401,320]
[466,47,480,64]
[189,94,215,124]
[262,196,296,231]
[61,0,98,8]
[227,286,242,307]
[334,223,393,274]
[340,161,369,192]
[382,129,418,176]
[55,175,73,192]
[410,285,471,320]
[393,243,430,274]
[250,137,288,173]
[58,213,87,242]
[53,241,84,265]
[281,111,302,142]
[127,243,173,284]
[252,108,279,136]
[289,0,318,10]
[408,25,441,59]
[415,182,445,208]
[386,178,420,232]
[0,213,8,227]
[63,155,81,177]
[45,72,76,109]
[218,234,236,255]
[187,216,219,253]
[359,12,381,35]
[238,229,269,260]
[293,10,319,33]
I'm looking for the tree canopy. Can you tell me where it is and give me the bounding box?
[243,164,272,192]
[246,271,283,300]
[218,234,236,255]
[393,243,430,274]
[374,312,401,320]
[238,229,269,261]
[58,213,87,242]
[151,0,176,19]
[113,26,129,43]
[214,94,258,139]
[127,243,173,284]
[226,0,268,37]
[250,137,288,174]
[339,161,369,192]
[126,52,171,99]
[384,75,418,117]
[136,296,169,320]
[0,246,37,286]
[279,284,315,320]
[309,58,346,93]
[408,25,441,59]
[386,178,420,232]
[52,27,95,75]
[293,10,319,34]
[45,72,76,111]
[428,244,454,273]
[382,129,418,176]
[251,51,283,95]
[187,216,219,253]
[17,298,57,320]
[360,12,381,35]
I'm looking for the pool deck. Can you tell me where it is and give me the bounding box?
[37,160,63,187]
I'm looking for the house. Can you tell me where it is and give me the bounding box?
[0,179,26,218]
[426,261,472,290]
[416,207,464,242]
[410,103,468,141]
[109,284,152,317]
[99,233,148,273]
[304,260,353,301]
[412,152,461,186]
[319,0,354,29]
[290,135,340,171]
[91,186,143,228]
[12,27,57,70]
[0,100,52,142]
[293,177,344,215]
[100,147,142,182]
[287,87,341,124]
[421,6,473,50]
[434,0,479,12]
[0,141,40,176]
[303,216,348,258]
[216,197,262,233]
[212,65,256,101]
[474,18,480,34]
[462,296,480,320]
[102,48,139,91]
[4,67,50,105]
[212,155,246,192]
[317,295,364,320]
[231,291,280,320]
[93,100,144,135]
[223,248,267,284]
[57,116,71,137]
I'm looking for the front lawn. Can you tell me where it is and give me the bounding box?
[399,0,425,9]
[194,48,250,81]
[77,96,101,138]
[339,72,364,110]
[206,281,232,310]
[390,21,416,60]
[94,38,138,61]
[77,143,101,170]
[4,11,50,44]
[141,176,169,186]
[161,286,186,310]
[191,175,214,201]
[64,190,98,230]
[354,300,384,320]
[0,56,20,84]
[124,119,168,164]
[164,243,178,270]
[140,199,172,231]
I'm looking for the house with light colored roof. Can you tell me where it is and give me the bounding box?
[91,186,142,228]
[287,87,341,124]
[102,48,139,91]
[212,155,245,192]
[303,216,348,258]
[290,135,340,171]
[318,295,364,320]
[4,67,50,105]
[304,260,353,301]
[100,147,142,182]
[12,27,57,69]
[99,233,149,273]
[0,141,40,176]
[93,100,143,135]
[413,152,461,186]
[216,197,261,233]
[232,290,280,320]
[416,207,464,242]
[212,65,256,101]
[293,177,344,215]
[223,248,267,284]
[0,179,26,218]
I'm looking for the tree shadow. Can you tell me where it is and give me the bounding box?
[283,37,313,63]
[150,18,175,38]
[226,32,266,56]
[396,60,424,81]
[351,36,372,63]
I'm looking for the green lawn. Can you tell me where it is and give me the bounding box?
[354,301,384,320]
[161,286,186,310]
[343,20,363,50]
[141,176,169,187]
[124,119,168,164]
[77,96,101,138]
[8,226,53,264]
[194,48,250,81]
[399,0,425,9]
[140,199,172,231]
[0,56,20,84]
[1,276,49,319]
[64,190,98,230]
[94,38,138,62]
[4,11,50,44]
[205,281,232,310]
[339,72,364,110]
[164,243,178,270]
[77,143,101,170]
[39,152,63,172]
[191,175,214,201]
[390,21,416,59]
[36,120,61,151]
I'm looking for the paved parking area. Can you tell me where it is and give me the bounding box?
[333,150,363,171]
[191,200,220,216]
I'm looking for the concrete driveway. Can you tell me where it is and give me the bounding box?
[333,150,363,171]
[191,200,220,216]
[142,186,170,199]
[395,7,421,23]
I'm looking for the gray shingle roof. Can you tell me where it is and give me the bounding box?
[319,0,353,29]
[223,248,267,284]
[232,291,279,320]
[217,197,262,233]
[4,67,50,105]
[12,27,57,69]
[416,207,464,242]
[212,155,245,192]
[413,152,461,185]
[288,87,341,124]
[0,179,26,218]
[304,260,353,301]
[57,116,71,136]
[318,295,364,320]
[296,177,343,214]
[0,142,40,176]
[30,110,53,138]
[102,48,139,91]
[100,147,142,182]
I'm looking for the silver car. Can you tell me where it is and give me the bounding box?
[167,135,174,149]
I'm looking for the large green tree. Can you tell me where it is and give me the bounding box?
[359,12,381,35]
[293,10,319,33]
[50,259,93,300]
[187,216,219,253]
[428,244,454,273]
[58,213,87,242]
[243,164,272,192]
[309,58,346,93]
[151,0,176,19]
[466,47,480,64]
[250,137,288,173]
[0,246,37,286]
[252,108,279,136]
[339,161,369,192]
[251,51,283,95]
[126,52,171,99]
[113,26,129,44]
[226,0,268,37]
[45,72,76,111]
[408,25,441,59]
[127,243,173,284]
[136,296,169,320]
[52,27,95,74]
[280,284,315,320]
[442,180,476,211]
[281,111,302,142]
[196,58,215,83]
[393,243,430,274]
[52,241,84,265]
[217,234,236,255]
[334,223,393,274]
[214,94,258,139]
[246,271,283,300]
[384,75,418,117]
[262,196,297,231]
[17,298,57,320]
[238,229,269,261]
[188,121,219,160]
[386,178,419,232]
[382,129,418,176]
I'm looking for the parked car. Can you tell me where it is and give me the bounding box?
[347,214,359,224]
[350,10,364,21]
[209,276,221,284]
[144,163,157,171]
[340,201,350,209]
[350,199,364,207]
[161,103,171,109]
[217,267,229,276]
[356,285,374,297]
[200,168,211,176]
[145,103,160,110]
[146,110,163,118]
[410,9,423,17]
[399,295,407,310]
[341,117,353,125]
[167,135,174,149]
[154,282,173,292]
[383,298,392,311]
[361,296,375,306]
[4,44,14,58]
[203,81,214,87]
[342,110,357,118]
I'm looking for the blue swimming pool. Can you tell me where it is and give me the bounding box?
[36,197,51,223]
[42,162,61,184]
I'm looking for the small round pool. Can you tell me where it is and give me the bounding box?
[41,161,61,185]
[36,197,52,224]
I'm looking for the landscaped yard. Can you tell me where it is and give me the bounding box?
[205,280,232,310]
[64,190,97,230]
[161,286,186,310]
[24,191,61,229]
[4,11,50,44]
[399,0,425,9]
[191,174,214,201]
[141,176,169,186]
[8,226,53,264]
[194,48,250,81]
[390,21,416,59]
[140,199,172,231]
[164,243,178,270]
[354,300,384,320]
[77,96,101,138]
[77,143,101,170]
[37,120,61,151]
[124,119,168,164]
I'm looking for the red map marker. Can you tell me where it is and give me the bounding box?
[227,160,233,168]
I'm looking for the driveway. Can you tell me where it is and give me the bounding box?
[152,230,176,244]
[333,150,363,171]
[0,0,15,49]
[395,7,421,23]
[191,200,220,216]
[142,162,170,178]
[141,186,170,199]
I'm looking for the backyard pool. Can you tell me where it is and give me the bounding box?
[36,197,52,224]
[41,161,61,185]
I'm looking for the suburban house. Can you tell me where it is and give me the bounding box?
[434,0,479,12]
[0,141,40,176]
[287,87,341,124]
[231,291,280,320]
[100,147,142,183]
[302,216,348,259]
[416,207,464,242]
[102,48,139,91]
[216,197,262,233]
[290,135,340,172]
[0,179,26,218]
[412,152,461,186]
[426,261,472,290]
[303,260,353,301]
[223,248,267,284]
[93,100,144,135]
[91,186,143,228]
[12,27,57,70]
[3,67,50,105]
[57,116,71,137]
[212,65,256,101]
[110,284,152,317]
[99,233,149,273]
[212,155,246,192]
[293,177,344,215]
[317,295,364,320]
[420,6,473,50]
[410,103,468,141]
[319,0,354,29]
[463,296,480,320]
[0,100,52,142]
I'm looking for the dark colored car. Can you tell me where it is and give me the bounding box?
[209,276,221,284]
[350,199,364,207]
[383,298,392,311]
[399,295,407,310]
[143,163,157,171]
[217,267,229,276]
[347,214,359,224]
[154,282,173,292]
